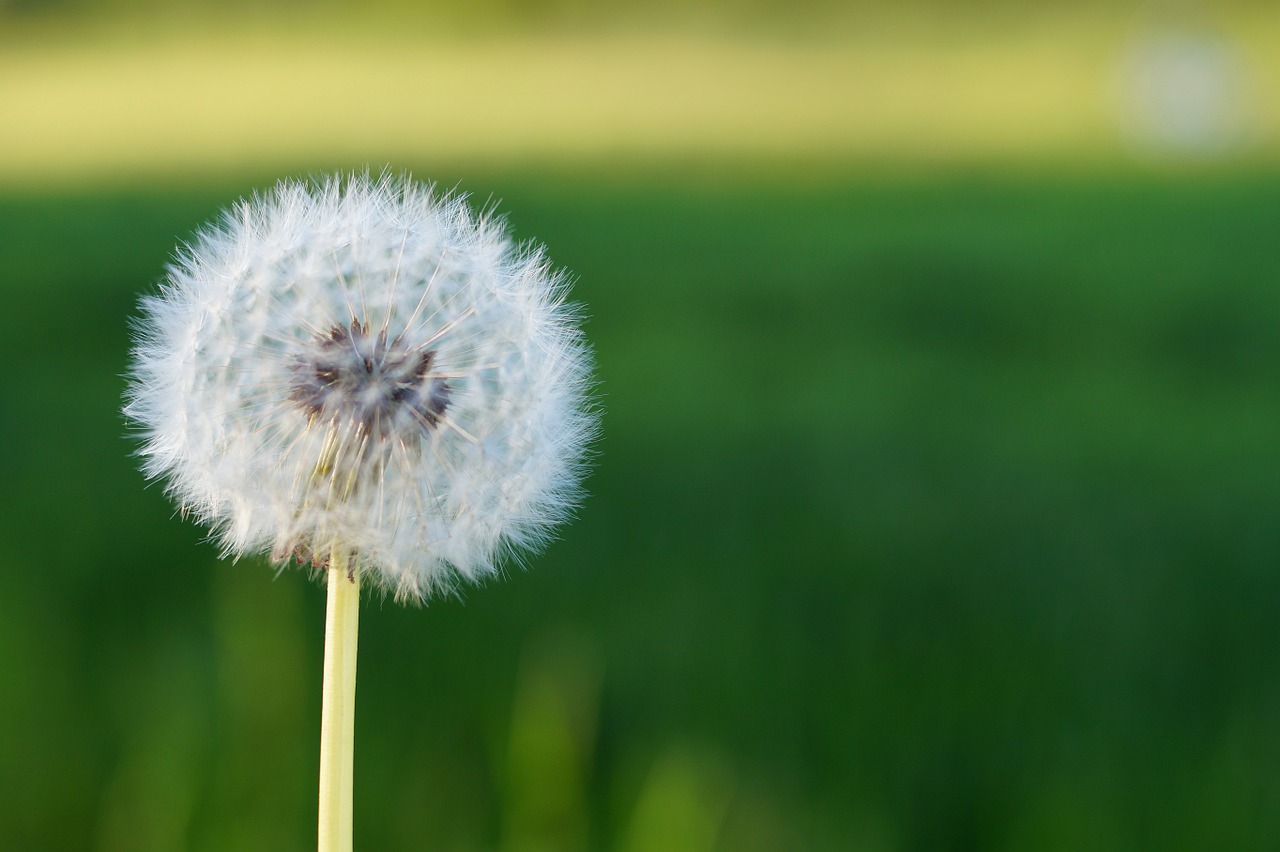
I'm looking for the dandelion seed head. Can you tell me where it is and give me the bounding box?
[125,171,597,602]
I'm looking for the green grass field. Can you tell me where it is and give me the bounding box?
[2,167,1280,850]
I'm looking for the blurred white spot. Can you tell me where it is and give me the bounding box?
[1118,28,1251,157]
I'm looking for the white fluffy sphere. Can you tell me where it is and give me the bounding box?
[126,173,596,601]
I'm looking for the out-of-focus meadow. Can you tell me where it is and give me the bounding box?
[3,1,1280,850]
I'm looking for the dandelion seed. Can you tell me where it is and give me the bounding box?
[125,171,596,602]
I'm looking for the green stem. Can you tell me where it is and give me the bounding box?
[318,550,360,852]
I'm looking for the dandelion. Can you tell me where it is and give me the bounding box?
[124,171,596,851]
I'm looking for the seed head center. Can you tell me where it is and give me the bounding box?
[289,318,451,437]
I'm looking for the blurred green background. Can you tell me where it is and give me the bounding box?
[3,0,1280,850]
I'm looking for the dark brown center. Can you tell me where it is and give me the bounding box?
[288,318,451,438]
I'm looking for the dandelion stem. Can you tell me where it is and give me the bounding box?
[318,550,360,852]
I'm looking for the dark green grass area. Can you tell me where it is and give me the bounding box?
[2,168,1279,851]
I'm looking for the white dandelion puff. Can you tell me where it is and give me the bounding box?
[125,171,597,602]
